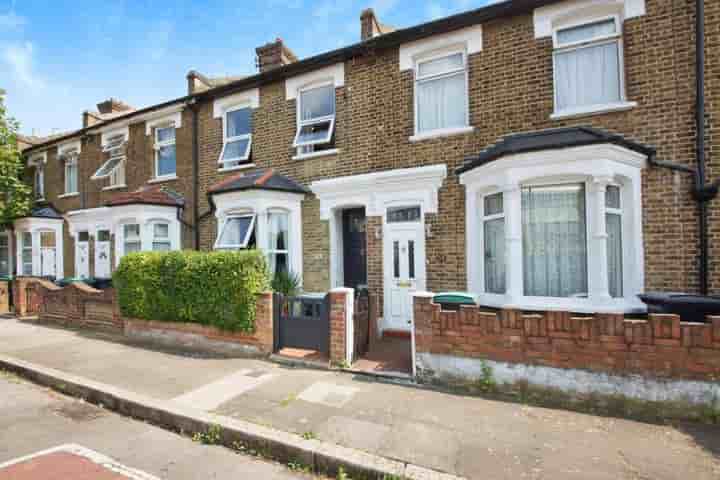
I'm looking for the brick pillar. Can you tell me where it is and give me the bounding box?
[329,288,353,364]
[0,280,9,314]
[13,277,43,317]
[412,292,435,355]
[254,292,274,354]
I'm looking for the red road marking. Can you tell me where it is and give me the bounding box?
[0,451,130,480]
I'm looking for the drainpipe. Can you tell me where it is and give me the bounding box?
[189,98,200,250]
[649,0,715,294]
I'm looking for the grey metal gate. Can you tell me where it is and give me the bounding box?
[274,293,330,355]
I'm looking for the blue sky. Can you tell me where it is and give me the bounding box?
[1,0,497,136]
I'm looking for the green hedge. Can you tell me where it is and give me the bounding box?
[113,250,270,332]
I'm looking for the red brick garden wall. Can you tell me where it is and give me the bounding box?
[414,296,720,382]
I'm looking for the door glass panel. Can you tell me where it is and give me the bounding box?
[78,231,90,242]
[393,241,400,279]
[408,240,415,279]
[97,230,111,242]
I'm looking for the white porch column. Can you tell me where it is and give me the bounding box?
[588,176,612,301]
[15,231,23,276]
[503,183,523,304]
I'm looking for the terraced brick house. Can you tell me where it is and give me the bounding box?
[8,0,718,347]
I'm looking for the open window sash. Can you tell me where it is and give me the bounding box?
[292,116,335,148]
[91,156,124,180]
[215,214,256,249]
[219,134,252,165]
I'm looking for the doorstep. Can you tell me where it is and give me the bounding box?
[270,348,331,370]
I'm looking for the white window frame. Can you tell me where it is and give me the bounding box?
[413,48,470,138]
[93,132,127,188]
[34,166,45,200]
[605,183,623,297]
[150,221,172,251]
[21,231,33,276]
[266,209,290,276]
[214,213,256,250]
[219,105,253,170]
[121,223,141,257]
[460,144,646,314]
[292,81,336,150]
[153,125,177,180]
[0,231,12,277]
[63,151,79,195]
[481,191,506,295]
[551,14,634,119]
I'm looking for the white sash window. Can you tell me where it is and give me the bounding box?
[415,51,468,134]
[553,17,624,114]
[293,83,336,154]
[220,107,253,169]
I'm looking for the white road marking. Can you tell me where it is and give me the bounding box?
[171,369,274,411]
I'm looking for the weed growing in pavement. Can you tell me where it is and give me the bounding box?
[475,361,497,393]
[287,460,313,474]
[280,393,297,407]
[192,424,222,444]
[301,431,316,440]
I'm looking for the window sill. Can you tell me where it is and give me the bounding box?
[409,126,475,143]
[292,148,340,161]
[551,101,638,120]
[58,192,79,199]
[218,163,255,173]
[148,176,178,184]
[473,292,646,314]
[102,184,127,191]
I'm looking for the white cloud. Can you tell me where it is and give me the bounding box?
[0,10,25,29]
[2,42,46,90]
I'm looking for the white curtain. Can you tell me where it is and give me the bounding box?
[522,184,588,297]
[484,218,505,294]
[606,212,623,297]
[417,72,466,133]
[555,41,620,111]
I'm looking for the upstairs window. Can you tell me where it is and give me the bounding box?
[34,166,45,200]
[553,17,623,113]
[220,107,252,170]
[293,83,335,154]
[93,133,126,187]
[415,51,468,134]
[215,214,256,250]
[154,126,176,178]
[62,148,79,194]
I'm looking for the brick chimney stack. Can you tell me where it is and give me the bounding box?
[96,98,134,115]
[360,8,394,41]
[255,38,298,73]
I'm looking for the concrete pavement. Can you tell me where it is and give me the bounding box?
[0,372,313,479]
[2,317,720,479]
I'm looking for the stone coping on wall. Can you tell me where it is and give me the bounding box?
[413,295,720,383]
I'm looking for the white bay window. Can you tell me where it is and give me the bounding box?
[267,211,290,275]
[461,141,647,313]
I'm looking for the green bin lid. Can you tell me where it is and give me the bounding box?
[433,292,477,305]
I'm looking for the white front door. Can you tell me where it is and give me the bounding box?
[95,230,111,279]
[76,232,90,279]
[384,207,425,332]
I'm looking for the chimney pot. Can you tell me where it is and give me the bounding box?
[360,7,394,41]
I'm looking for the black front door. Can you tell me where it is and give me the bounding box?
[342,208,367,290]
